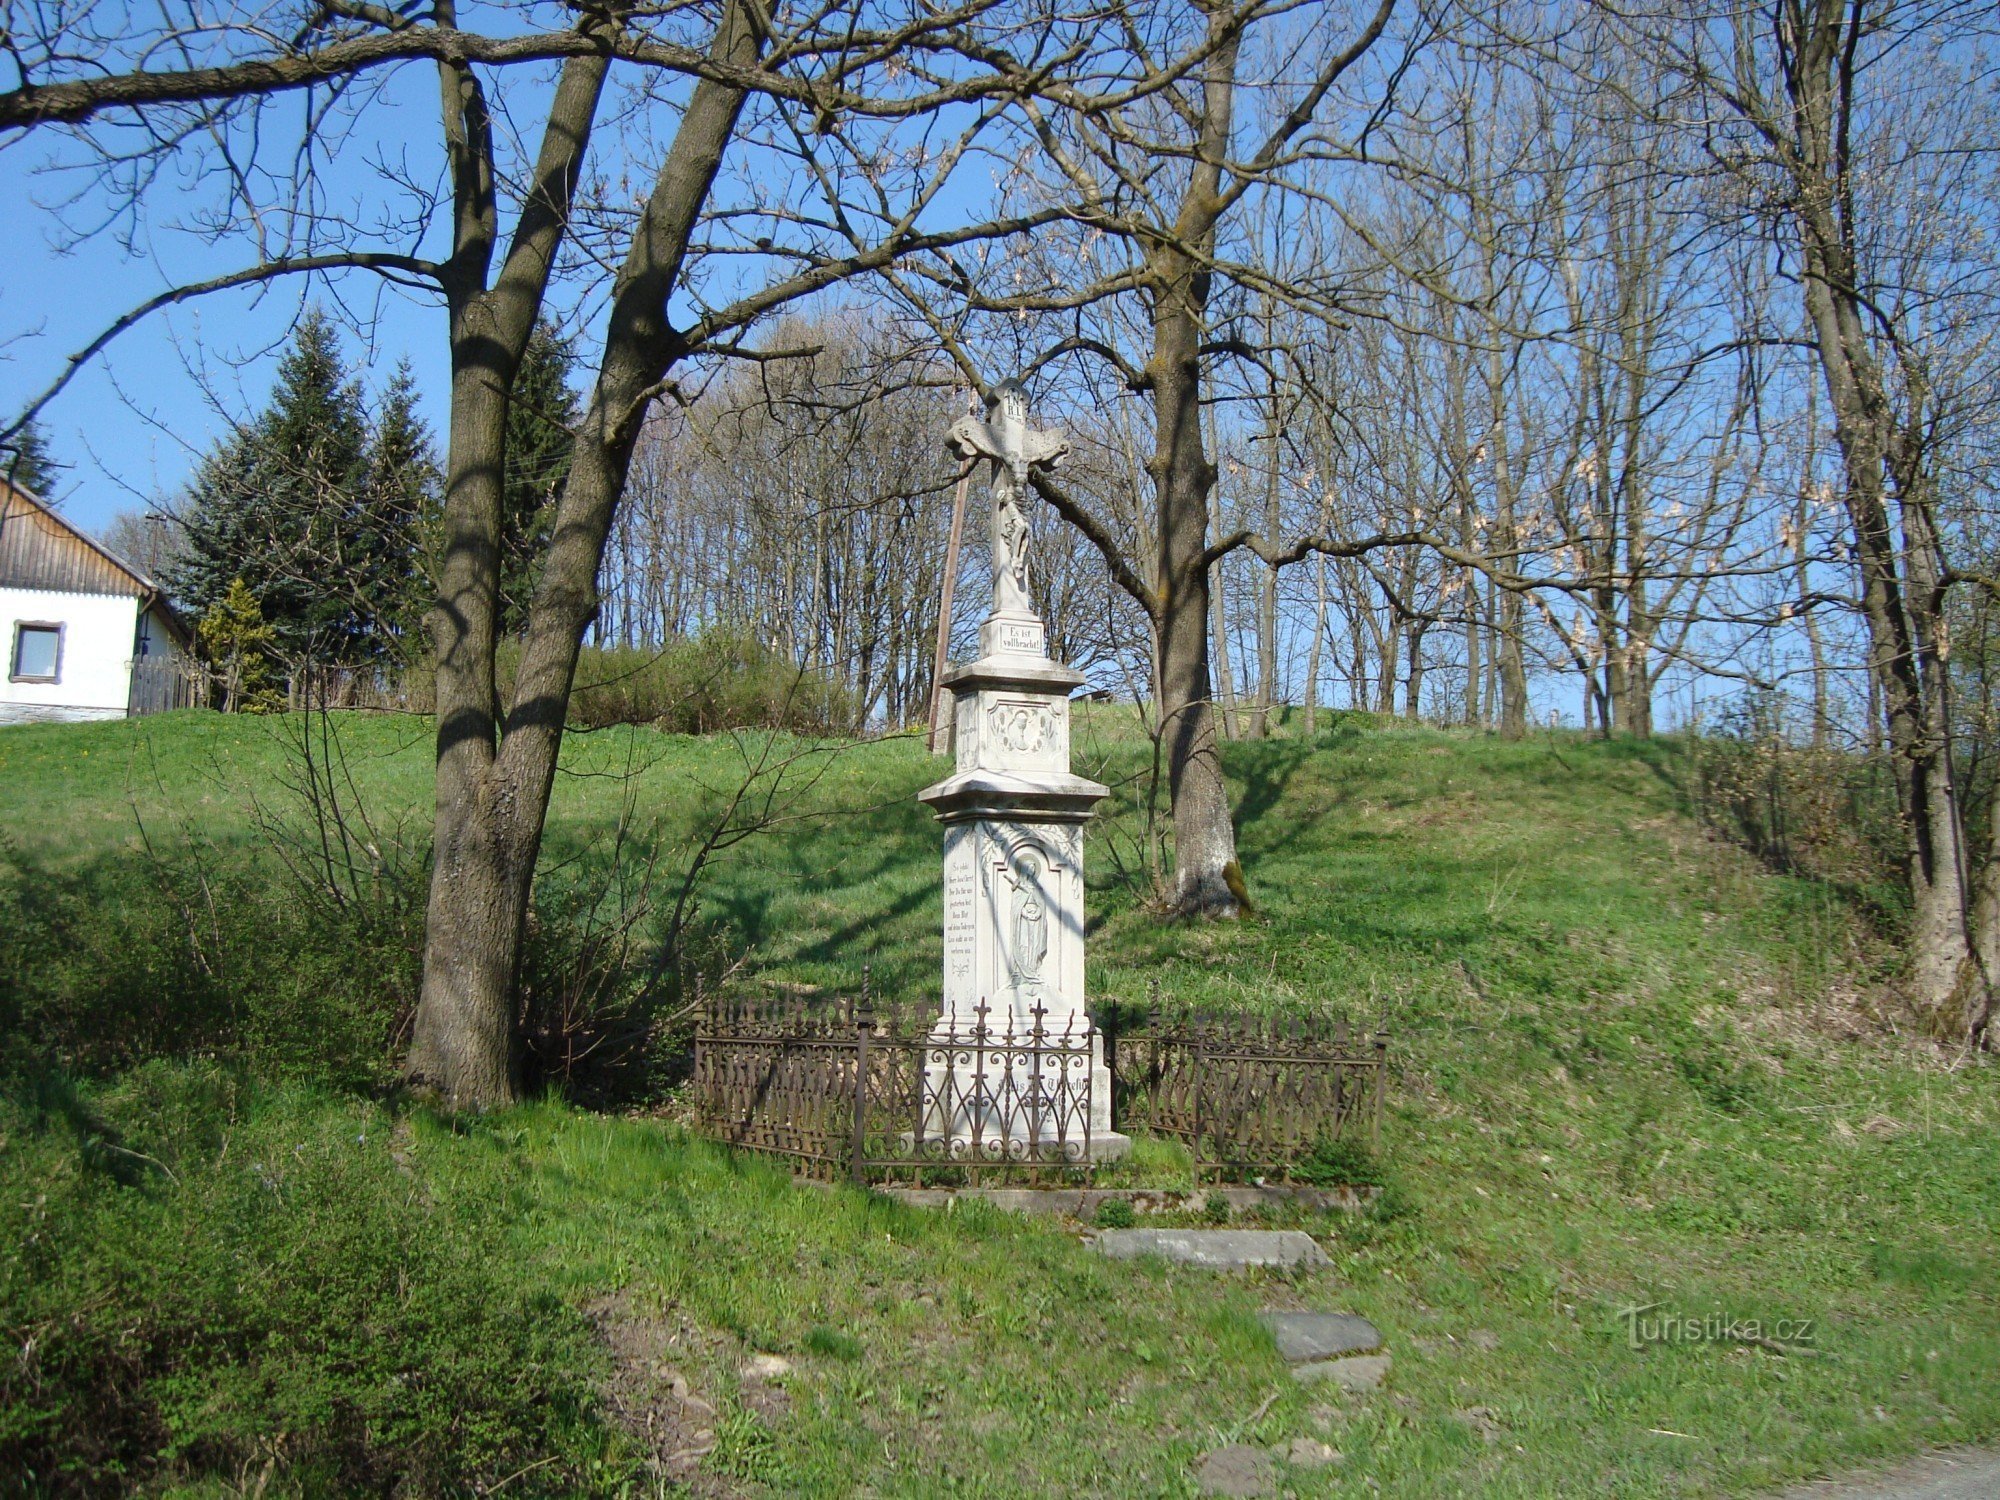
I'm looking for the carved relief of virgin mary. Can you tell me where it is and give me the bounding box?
[1006,849,1050,987]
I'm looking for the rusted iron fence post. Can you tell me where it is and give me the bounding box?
[1371,1030,1389,1151]
[851,971,874,1186]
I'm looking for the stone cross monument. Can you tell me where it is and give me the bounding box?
[918,382,1125,1158]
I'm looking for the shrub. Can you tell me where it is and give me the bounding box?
[0,844,418,1092]
[1093,1197,1137,1229]
[376,630,856,731]
[555,633,856,734]
[1288,1135,1418,1224]
[0,730,694,1103]
[1291,1133,1387,1188]
[0,1065,605,1495]
[1689,700,1904,918]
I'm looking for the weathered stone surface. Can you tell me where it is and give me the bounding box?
[1195,1444,1277,1497]
[1258,1311,1383,1362]
[1281,1436,1342,1468]
[740,1352,792,1381]
[1094,1229,1330,1270]
[1293,1353,1392,1390]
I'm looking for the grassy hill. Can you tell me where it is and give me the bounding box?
[1,709,1994,1497]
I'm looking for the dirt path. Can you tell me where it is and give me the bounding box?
[1771,1448,2000,1499]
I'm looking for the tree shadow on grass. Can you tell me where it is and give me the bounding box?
[0,1061,164,1189]
[1222,721,1368,883]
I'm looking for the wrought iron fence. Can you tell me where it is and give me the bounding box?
[688,976,1386,1185]
[1106,997,1388,1181]
[689,981,1099,1185]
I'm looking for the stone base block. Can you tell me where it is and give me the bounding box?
[1087,1130,1133,1162]
[1258,1312,1384,1361]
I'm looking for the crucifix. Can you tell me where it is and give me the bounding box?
[919,378,1122,1158]
[946,380,1069,619]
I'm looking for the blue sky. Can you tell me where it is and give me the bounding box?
[0,237,452,539]
[0,12,1834,733]
[1,60,460,539]
[0,37,1001,542]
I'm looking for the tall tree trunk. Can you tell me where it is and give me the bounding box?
[1250,354,1282,739]
[1151,238,1242,917]
[1463,564,1482,728]
[1619,495,1655,739]
[1481,579,1500,726]
[1597,594,1624,739]
[1404,620,1425,719]
[409,40,613,1107]
[408,3,759,1103]
[412,327,530,1106]
[1709,0,1975,1028]
[1138,0,1252,918]
[1484,349,1528,738]
[1797,208,1967,1015]
[1304,552,1326,735]
[1794,483,1832,748]
[1942,786,2000,1042]
[1375,600,1399,714]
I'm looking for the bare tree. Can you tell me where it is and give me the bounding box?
[2,0,1084,1102]
[893,0,1402,915]
[1625,0,2000,1035]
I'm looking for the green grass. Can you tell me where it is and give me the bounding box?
[2,707,1996,1496]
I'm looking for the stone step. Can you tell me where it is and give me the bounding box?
[1092,1228,1329,1270]
[1257,1311,1383,1362]
[1293,1353,1392,1390]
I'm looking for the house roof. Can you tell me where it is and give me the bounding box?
[0,478,190,644]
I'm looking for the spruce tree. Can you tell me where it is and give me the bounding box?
[500,322,582,633]
[358,360,440,654]
[168,426,264,623]
[169,309,370,662]
[257,308,370,658]
[1,421,64,499]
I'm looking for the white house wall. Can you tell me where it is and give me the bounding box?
[1,586,140,724]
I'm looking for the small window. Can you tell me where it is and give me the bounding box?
[11,623,61,683]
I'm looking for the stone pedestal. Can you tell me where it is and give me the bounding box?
[918,613,1126,1160]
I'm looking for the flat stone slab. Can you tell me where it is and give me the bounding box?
[1293,1352,1391,1390]
[1258,1312,1383,1362]
[1195,1444,1276,1497]
[1094,1229,1329,1270]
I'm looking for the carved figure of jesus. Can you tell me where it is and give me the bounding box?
[946,380,1069,619]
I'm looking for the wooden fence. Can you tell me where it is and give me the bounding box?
[128,654,203,715]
